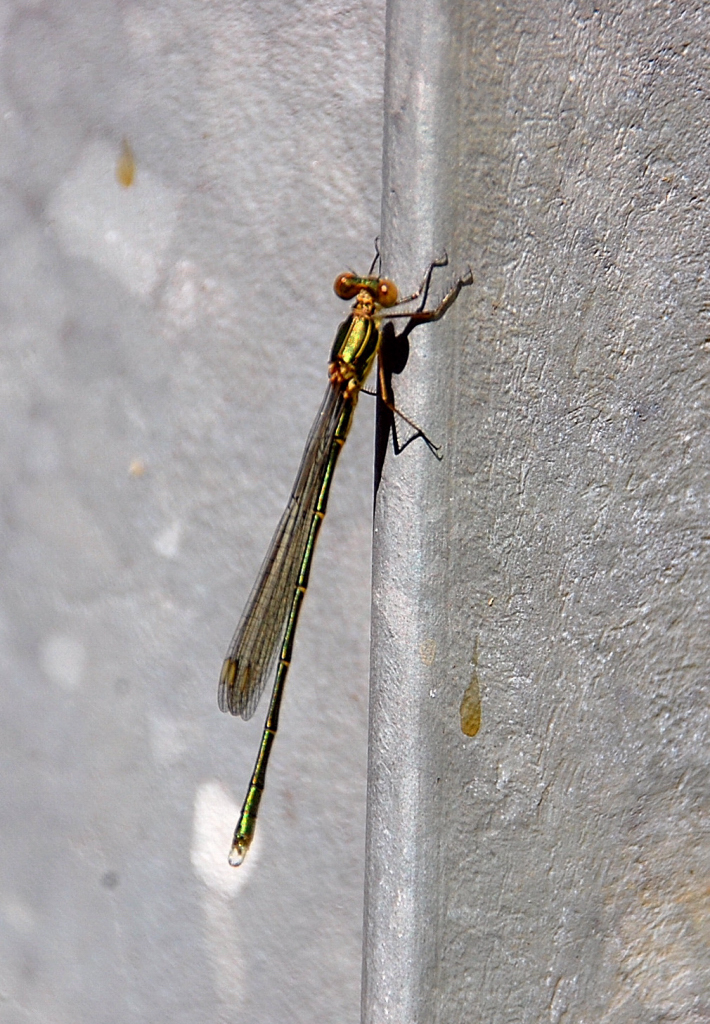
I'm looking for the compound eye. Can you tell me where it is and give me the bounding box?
[377,278,398,307]
[334,273,360,300]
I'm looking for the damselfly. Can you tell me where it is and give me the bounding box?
[219,254,472,865]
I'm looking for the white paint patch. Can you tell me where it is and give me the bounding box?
[48,140,180,297]
[153,521,181,559]
[191,781,252,1010]
[191,780,258,897]
[40,634,86,691]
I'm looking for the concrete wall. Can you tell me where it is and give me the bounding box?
[3,2,707,1022]
[366,1,709,1022]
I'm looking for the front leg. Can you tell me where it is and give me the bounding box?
[392,253,450,309]
[383,267,473,339]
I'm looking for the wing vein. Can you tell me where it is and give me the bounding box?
[219,383,345,719]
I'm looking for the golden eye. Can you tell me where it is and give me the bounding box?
[333,273,359,300]
[377,278,398,307]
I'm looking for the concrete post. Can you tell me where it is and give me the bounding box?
[365,2,709,1021]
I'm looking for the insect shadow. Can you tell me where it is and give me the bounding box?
[374,320,413,496]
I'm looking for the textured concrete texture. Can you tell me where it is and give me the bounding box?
[0,2,384,1022]
[366,1,709,1022]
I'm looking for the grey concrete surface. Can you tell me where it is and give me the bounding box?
[366,1,709,1023]
[0,2,385,1022]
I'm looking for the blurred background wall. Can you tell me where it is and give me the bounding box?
[0,2,384,1021]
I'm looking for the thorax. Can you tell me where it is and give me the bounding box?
[329,313,380,397]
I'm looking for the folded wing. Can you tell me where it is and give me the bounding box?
[219,383,345,719]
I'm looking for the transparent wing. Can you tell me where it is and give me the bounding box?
[219,383,346,719]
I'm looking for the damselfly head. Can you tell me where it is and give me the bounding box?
[333,272,399,308]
